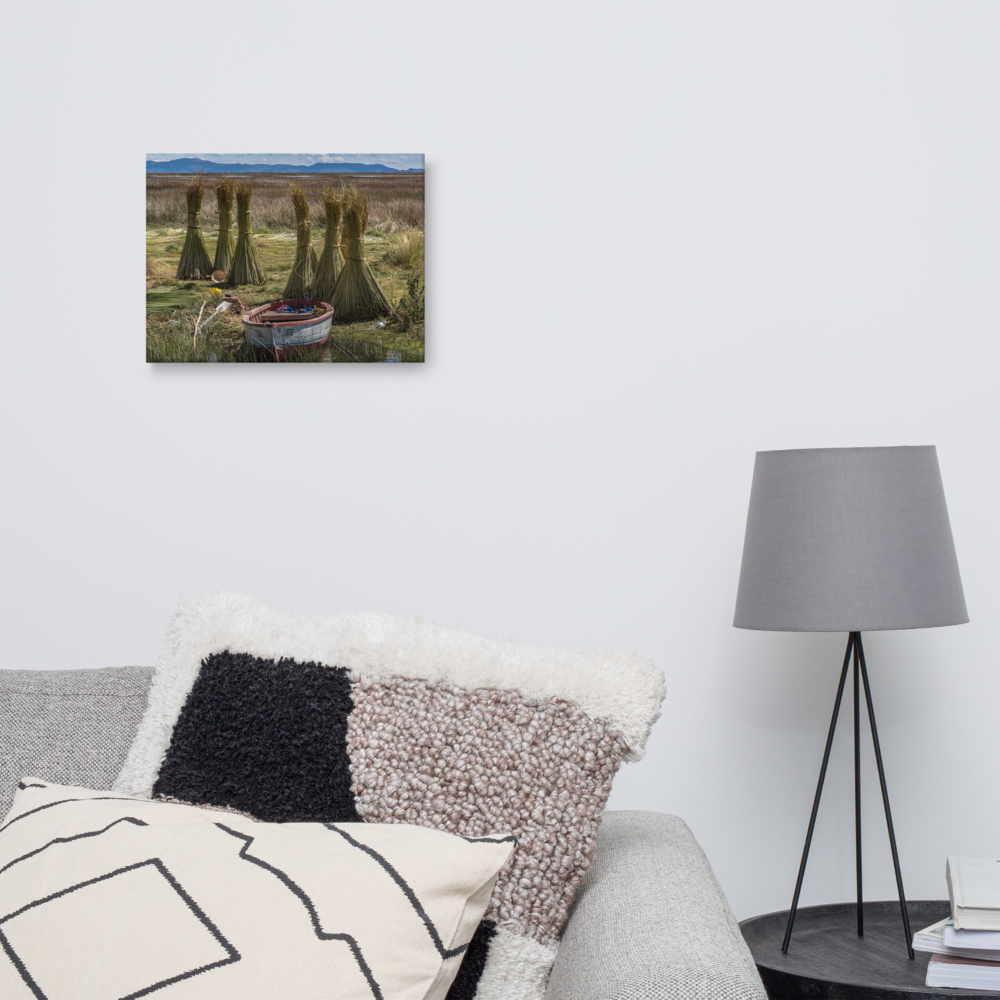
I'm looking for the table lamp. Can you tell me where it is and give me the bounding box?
[734,446,968,957]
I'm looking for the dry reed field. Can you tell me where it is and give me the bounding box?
[146,173,424,232]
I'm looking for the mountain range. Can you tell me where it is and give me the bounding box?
[146,158,422,174]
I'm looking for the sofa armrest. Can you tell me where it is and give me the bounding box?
[544,810,766,1000]
[0,667,153,820]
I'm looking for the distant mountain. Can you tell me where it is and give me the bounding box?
[146,157,422,174]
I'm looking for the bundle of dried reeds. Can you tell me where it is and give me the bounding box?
[212,177,236,274]
[176,174,213,279]
[227,182,267,285]
[282,185,317,299]
[313,188,344,302]
[331,188,390,321]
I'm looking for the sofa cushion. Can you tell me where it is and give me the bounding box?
[114,593,665,1000]
[0,667,152,821]
[0,779,515,1000]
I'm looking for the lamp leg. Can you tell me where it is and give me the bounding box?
[853,633,863,937]
[781,634,855,953]
[856,635,915,960]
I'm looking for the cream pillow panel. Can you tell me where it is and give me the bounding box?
[0,780,515,1000]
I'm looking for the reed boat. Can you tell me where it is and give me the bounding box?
[243,299,334,361]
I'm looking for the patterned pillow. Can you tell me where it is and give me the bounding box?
[0,780,515,1000]
[114,594,664,1000]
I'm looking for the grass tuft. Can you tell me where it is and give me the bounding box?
[146,301,258,363]
[382,232,424,269]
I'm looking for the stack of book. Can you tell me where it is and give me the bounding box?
[912,856,1000,991]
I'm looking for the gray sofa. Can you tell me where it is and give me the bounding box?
[0,667,767,1000]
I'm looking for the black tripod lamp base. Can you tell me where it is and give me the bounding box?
[781,632,914,960]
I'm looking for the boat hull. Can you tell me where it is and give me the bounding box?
[243,299,334,362]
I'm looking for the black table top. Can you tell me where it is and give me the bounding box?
[740,901,1000,999]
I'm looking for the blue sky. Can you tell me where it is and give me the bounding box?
[146,154,424,169]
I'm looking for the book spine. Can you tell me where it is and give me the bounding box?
[948,859,960,924]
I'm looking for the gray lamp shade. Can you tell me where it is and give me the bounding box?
[734,446,968,632]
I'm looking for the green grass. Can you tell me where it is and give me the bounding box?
[146,226,424,363]
[146,304,424,364]
[145,285,203,316]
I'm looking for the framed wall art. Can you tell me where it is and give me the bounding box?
[145,155,424,363]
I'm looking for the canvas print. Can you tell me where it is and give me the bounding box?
[145,155,424,363]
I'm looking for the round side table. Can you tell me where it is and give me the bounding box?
[740,900,1000,998]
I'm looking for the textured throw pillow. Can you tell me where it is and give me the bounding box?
[114,593,665,1000]
[0,780,515,1000]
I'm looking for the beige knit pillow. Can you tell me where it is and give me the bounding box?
[0,780,514,1000]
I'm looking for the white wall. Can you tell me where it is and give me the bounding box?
[1,2,997,921]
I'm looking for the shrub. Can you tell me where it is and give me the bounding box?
[391,269,424,335]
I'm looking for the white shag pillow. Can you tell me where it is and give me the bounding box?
[0,780,515,1000]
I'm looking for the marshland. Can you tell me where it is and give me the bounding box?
[146,172,425,363]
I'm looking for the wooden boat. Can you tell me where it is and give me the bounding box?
[243,299,334,361]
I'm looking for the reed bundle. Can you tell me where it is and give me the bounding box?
[227,182,267,285]
[212,177,236,274]
[313,188,344,302]
[282,184,317,299]
[331,188,390,322]
[176,174,213,279]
